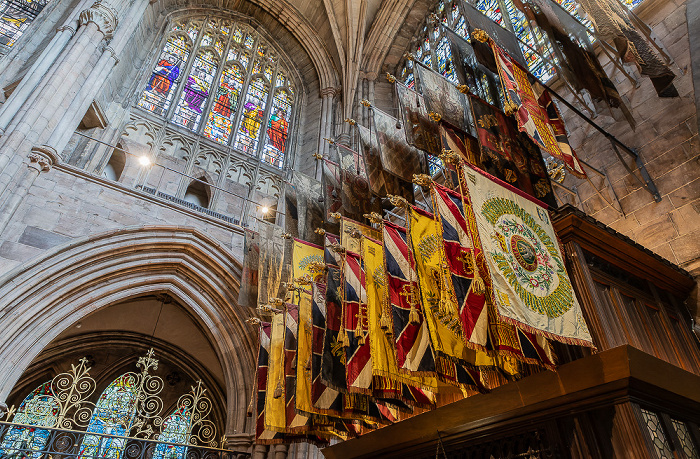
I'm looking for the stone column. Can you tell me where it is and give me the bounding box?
[252,444,268,459]
[226,432,254,459]
[0,146,58,233]
[273,444,288,459]
[0,0,93,133]
[0,1,118,192]
[46,0,153,154]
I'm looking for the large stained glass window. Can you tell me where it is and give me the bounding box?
[0,381,58,459]
[79,374,139,459]
[152,407,191,459]
[138,16,295,169]
[0,0,50,57]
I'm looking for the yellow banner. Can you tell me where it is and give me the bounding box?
[295,291,317,416]
[364,235,438,395]
[341,217,380,254]
[264,312,287,432]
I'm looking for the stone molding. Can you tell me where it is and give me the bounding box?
[320,86,340,97]
[55,24,77,35]
[28,145,59,173]
[0,226,253,433]
[79,2,118,39]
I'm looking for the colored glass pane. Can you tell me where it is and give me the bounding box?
[152,407,192,459]
[452,3,460,22]
[475,0,504,25]
[276,71,286,87]
[172,50,218,131]
[405,72,415,89]
[262,90,292,168]
[233,77,269,155]
[264,64,273,81]
[201,32,214,47]
[204,65,245,144]
[232,26,243,43]
[214,37,224,56]
[186,22,200,42]
[138,34,191,116]
[436,37,458,83]
[0,381,57,459]
[79,374,139,459]
[243,32,254,49]
[428,156,442,176]
[0,0,49,56]
[220,22,231,36]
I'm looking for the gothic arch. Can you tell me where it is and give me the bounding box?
[0,227,254,434]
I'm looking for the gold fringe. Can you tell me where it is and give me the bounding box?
[339,326,350,347]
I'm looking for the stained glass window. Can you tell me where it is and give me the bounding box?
[261,89,292,168]
[138,34,191,116]
[233,77,269,155]
[0,381,57,459]
[79,374,139,459]
[0,0,50,57]
[475,0,504,26]
[138,16,295,168]
[204,64,244,144]
[152,407,191,459]
[640,408,674,459]
[671,419,700,459]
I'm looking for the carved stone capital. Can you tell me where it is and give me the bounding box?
[225,432,253,451]
[320,86,339,98]
[103,45,119,64]
[79,2,118,39]
[56,24,77,35]
[28,145,59,173]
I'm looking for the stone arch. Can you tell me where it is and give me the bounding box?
[0,226,255,434]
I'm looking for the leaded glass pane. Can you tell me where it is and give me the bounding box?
[138,34,191,116]
[0,0,50,57]
[671,419,700,459]
[152,407,192,459]
[640,408,674,459]
[172,50,219,131]
[261,90,292,168]
[436,37,458,83]
[79,374,139,459]
[0,382,57,459]
[233,77,269,155]
[204,65,244,144]
[475,0,504,26]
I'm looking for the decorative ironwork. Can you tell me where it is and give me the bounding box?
[0,350,228,457]
[0,422,248,459]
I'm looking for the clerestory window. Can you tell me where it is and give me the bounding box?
[0,0,50,58]
[138,16,295,169]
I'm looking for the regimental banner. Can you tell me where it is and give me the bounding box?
[258,221,287,306]
[461,163,594,348]
[395,82,442,156]
[415,64,475,136]
[532,83,587,178]
[325,232,342,268]
[492,43,550,153]
[341,217,381,255]
[287,172,326,245]
[443,25,502,109]
[439,124,480,190]
[357,124,416,204]
[469,95,556,208]
[321,266,348,392]
[382,221,436,376]
[321,157,344,226]
[431,183,488,348]
[265,313,287,432]
[364,234,437,406]
[255,322,283,444]
[407,206,482,389]
[311,281,345,415]
[458,0,527,71]
[371,107,429,182]
[284,304,312,433]
[343,250,372,393]
[296,291,318,418]
[293,238,325,284]
[239,229,260,308]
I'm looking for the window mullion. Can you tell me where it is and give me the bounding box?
[166,17,208,121]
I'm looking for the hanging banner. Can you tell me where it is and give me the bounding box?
[258,222,287,306]
[371,107,429,182]
[415,64,475,136]
[343,250,373,393]
[287,172,326,245]
[461,163,594,347]
[255,321,284,444]
[264,313,288,432]
[395,82,442,156]
[239,229,260,308]
[321,266,348,392]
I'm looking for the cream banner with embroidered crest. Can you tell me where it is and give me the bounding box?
[462,164,593,347]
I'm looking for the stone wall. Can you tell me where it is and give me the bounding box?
[555,0,700,279]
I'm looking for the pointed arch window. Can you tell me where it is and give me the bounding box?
[152,407,191,459]
[78,374,139,459]
[0,381,58,459]
[138,16,296,169]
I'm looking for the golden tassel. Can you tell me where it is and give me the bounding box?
[408,305,420,325]
[339,326,350,347]
[246,396,254,417]
[379,310,391,331]
[471,252,486,294]
[355,317,363,338]
[273,380,283,399]
[358,330,367,346]
[504,101,519,116]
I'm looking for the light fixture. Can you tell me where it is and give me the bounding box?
[138,156,151,167]
[260,206,270,214]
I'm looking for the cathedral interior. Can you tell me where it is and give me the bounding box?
[0,0,699,457]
